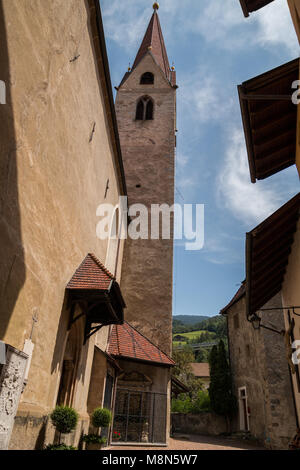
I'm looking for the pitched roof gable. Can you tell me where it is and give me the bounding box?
[220,282,246,315]
[189,363,210,378]
[67,253,115,290]
[118,10,176,88]
[133,10,170,79]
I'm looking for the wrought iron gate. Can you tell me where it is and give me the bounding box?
[112,388,167,444]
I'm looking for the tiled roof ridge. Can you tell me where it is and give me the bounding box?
[126,323,154,363]
[115,324,121,356]
[220,280,246,315]
[88,253,116,280]
[124,321,175,365]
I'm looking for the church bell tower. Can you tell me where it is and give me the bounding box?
[115,3,177,356]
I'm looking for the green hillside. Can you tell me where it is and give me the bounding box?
[173,315,209,325]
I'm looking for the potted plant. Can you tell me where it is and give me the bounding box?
[83,407,112,450]
[45,443,77,451]
[112,430,121,442]
[46,405,79,450]
[82,434,107,450]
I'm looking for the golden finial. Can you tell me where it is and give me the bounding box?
[153,2,159,10]
[128,63,131,72]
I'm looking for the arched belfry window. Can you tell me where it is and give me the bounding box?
[140,72,154,85]
[135,96,154,121]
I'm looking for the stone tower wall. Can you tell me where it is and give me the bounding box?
[116,55,176,355]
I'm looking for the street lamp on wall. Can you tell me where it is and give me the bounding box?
[250,313,285,335]
[250,314,261,331]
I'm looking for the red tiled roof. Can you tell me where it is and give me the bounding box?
[67,253,115,290]
[189,363,210,378]
[220,281,246,315]
[107,321,175,367]
[132,10,170,79]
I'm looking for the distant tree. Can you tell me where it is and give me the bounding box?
[172,345,195,382]
[188,331,215,345]
[172,346,204,399]
[208,340,236,432]
[195,347,209,363]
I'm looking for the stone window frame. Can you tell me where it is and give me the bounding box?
[135,96,154,121]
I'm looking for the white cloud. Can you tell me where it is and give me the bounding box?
[101,0,150,52]
[176,152,189,168]
[102,0,298,57]
[216,129,297,226]
[187,0,298,55]
[252,0,299,54]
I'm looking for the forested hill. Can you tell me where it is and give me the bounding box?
[173,315,226,336]
[173,315,209,325]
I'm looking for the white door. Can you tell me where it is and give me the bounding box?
[238,386,250,432]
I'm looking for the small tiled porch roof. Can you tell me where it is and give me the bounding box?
[238,58,298,182]
[239,0,275,17]
[107,321,175,367]
[246,193,300,318]
[66,254,125,343]
[67,253,115,290]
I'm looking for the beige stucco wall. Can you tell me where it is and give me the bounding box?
[226,293,297,449]
[0,0,125,449]
[282,218,300,423]
[87,348,110,417]
[115,54,176,356]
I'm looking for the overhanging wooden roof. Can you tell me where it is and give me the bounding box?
[238,58,298,183]
[171,376,189,397]
[67,254,125,343]
[246,193,300,318]
[239,0,275,17]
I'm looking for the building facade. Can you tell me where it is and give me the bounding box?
[236,0,300,438]
[221,285,297,449]
[0,1,174,449]
[0,0,127,450]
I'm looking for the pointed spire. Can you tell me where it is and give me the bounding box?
[132,6,170,80]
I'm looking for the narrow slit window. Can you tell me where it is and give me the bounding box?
[146,100,153,120]
[136,99,144,120]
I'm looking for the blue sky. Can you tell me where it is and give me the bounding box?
[101,0,299,317]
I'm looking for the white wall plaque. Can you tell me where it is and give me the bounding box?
[0,345,28,450]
